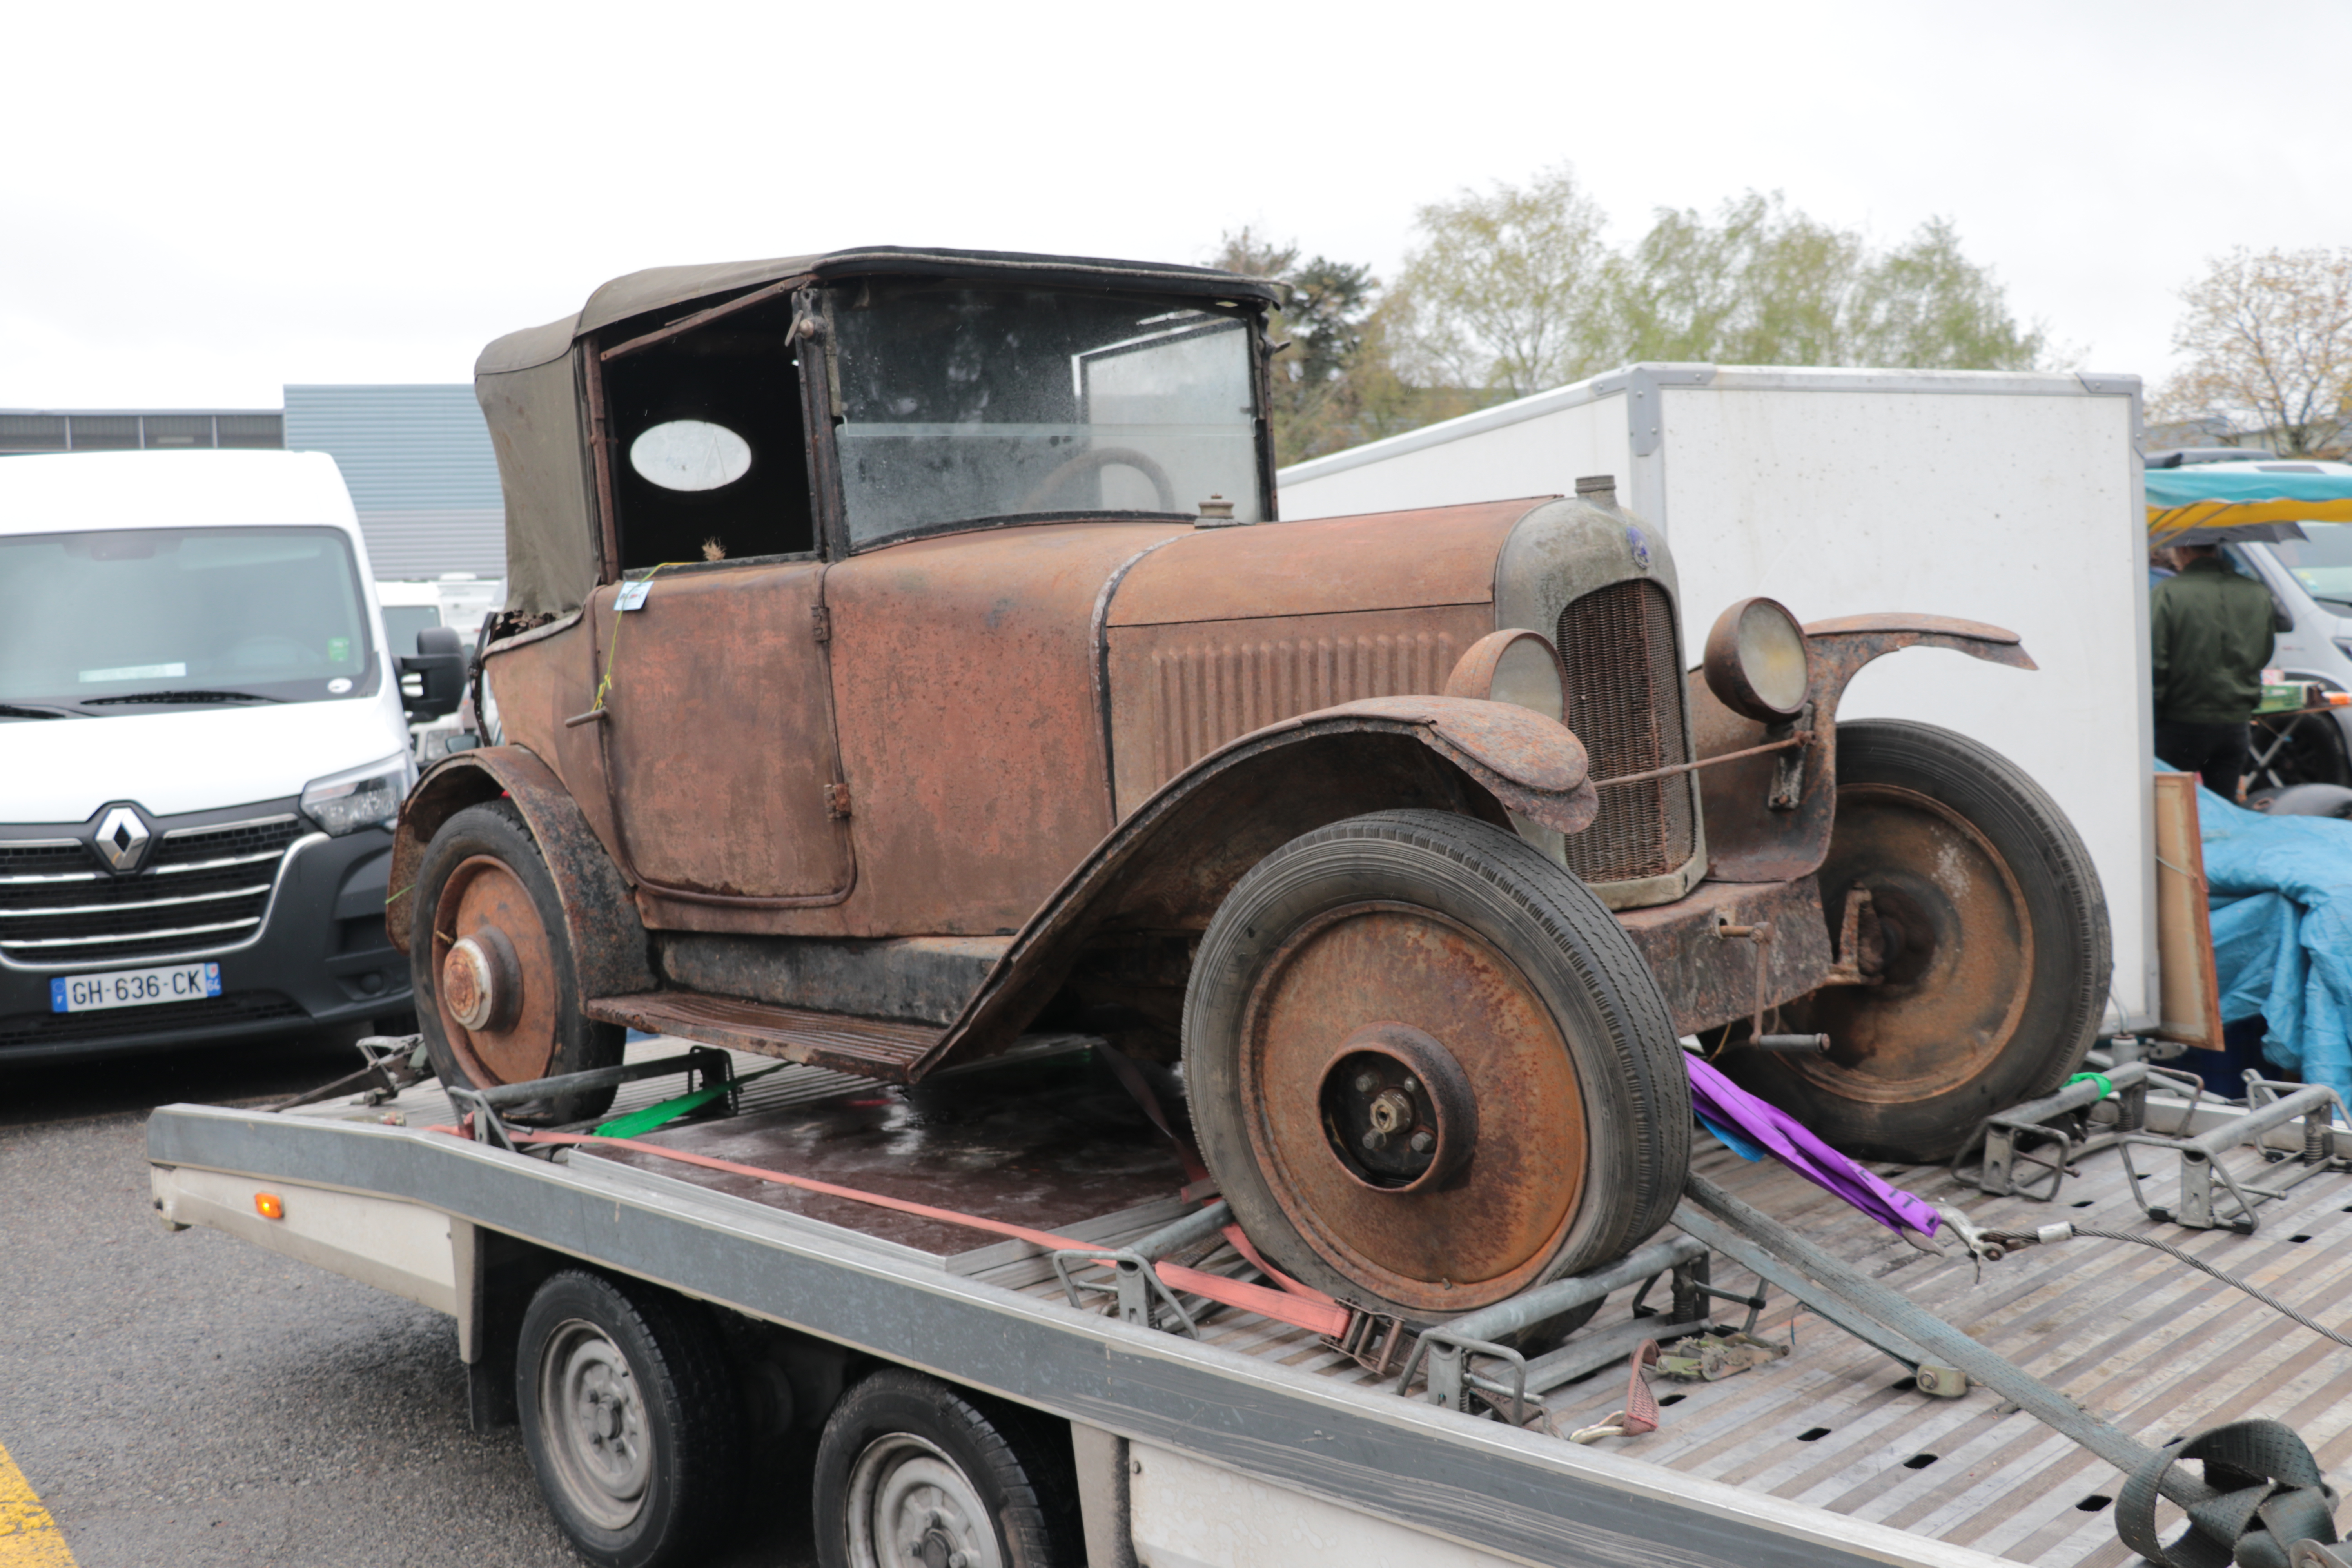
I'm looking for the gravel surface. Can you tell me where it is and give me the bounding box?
[0,1036,813,1567]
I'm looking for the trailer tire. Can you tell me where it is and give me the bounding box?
[1735,720,2111,1162]
[411,800,622,1119]
[516,1270,744,1568]
[1185,809,1691,1323]
[813,1368,1080,1568]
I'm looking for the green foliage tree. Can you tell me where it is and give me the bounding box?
[2152,247,2352,456]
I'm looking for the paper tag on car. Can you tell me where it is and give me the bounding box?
[615,580,653,611]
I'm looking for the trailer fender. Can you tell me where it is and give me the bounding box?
[385,747,655,999]
[912,696,1599,1074]
[1696,613,2036,882]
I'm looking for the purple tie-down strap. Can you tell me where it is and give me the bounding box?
[1683,1053,1942,1239]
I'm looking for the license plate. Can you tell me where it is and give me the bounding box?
[50,962,222,1014]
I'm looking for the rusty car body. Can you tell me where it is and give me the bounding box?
[389,246,2111,1325]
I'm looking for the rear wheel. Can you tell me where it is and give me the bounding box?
[1736,720,2110,1162]
[410,801,622,1118]
[516,1270,744,1568]
[1184,809,1690,1324]
[812,1369,1081,1568]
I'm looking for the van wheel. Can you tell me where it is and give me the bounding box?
[1183,809,1691,1324]
[410,801,621,1118]
[516,1271,743,1568]
[1735,720,2111,1162]
[813,1369,1080,1568]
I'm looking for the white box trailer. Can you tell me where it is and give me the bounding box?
[1277,365,2155,1032]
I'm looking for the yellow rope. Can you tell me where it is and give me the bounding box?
[590,563,695,716]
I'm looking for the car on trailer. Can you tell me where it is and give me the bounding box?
[388,243,2110,1350]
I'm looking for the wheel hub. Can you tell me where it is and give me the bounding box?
[1318,1024,1477,1191]
[539,1321,650,1531]
[441,927,521,1032]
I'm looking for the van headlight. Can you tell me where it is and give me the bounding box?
[301,754,414,836]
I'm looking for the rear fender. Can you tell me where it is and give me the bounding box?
[1697,614,2036,882]
[910,697,1598,1075]
[385,747,654,997]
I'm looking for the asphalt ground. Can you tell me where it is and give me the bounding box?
[0,1032,815,1567]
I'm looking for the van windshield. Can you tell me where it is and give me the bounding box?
[0,526,375,714]
[2270,523,2352,611]
[829,284,1262,548]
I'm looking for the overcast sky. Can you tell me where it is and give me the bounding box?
[4,0,2345,410]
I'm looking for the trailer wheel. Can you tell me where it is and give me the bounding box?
[1184,809,1691,1323]
[516,1270,743,1568]
[1736,720,2111,1162]
[410,800,621,1118]
[813,1368,1080,1568]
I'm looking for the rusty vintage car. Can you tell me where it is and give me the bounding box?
[388,246,2110,1326]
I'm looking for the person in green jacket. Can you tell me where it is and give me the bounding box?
[2151,543,2276,798]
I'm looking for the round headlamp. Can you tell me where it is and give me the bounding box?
[1444,630,1565,722]
[1702,597,1810,722]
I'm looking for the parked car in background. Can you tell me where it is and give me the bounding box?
[378,574,504,761]
[0,450,465,1061]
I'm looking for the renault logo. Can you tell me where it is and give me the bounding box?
[92,806,152,872]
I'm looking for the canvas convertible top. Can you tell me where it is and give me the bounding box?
[476,247,1281,619]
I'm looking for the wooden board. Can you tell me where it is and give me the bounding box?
[2152,771,2225,1049]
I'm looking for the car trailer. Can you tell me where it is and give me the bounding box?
[149,1036,2352,1568]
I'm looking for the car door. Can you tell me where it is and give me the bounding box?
[592,561,851,903]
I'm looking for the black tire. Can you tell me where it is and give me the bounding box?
[410,800,621,1119]
[1735,720,2111,1162]
[515,1270,745,1568]
[812,1368,1081,1568]
[1183,808,1691,1324]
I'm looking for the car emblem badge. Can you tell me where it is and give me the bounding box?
[93,806,152,872]
[1626,525,1651,573]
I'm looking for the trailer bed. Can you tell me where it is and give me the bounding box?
[147,1042,2352,1568]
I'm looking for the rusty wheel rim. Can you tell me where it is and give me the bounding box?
[1237,900,1588,1314]
[430,854,560,1087]
[1793,783,2033,1103]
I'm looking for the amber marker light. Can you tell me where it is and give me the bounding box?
[254,1193,285,1220]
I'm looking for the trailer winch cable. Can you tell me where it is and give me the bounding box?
[428,1124,1351,1338]
[1983,1223,2352,1352]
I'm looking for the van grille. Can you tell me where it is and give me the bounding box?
[0,990,303,1050]
[1556,579,1696,885]
[0,814,307,967]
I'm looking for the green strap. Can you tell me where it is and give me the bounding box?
[2067,1070,2115,1101]
[594,1062,788,1139]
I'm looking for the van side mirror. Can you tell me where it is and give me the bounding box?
[2273,594,2295,634]
[399,625,467,721]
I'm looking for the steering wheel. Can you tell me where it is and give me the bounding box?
[1017,446,1179,514]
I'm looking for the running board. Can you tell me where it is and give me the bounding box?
[585,992,941,1079]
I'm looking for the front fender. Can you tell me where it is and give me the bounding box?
[906,696,1595,1076]
[1696,613,2035,882]
[385,746,654,998]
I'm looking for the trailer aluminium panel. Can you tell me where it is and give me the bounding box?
[148,1039,2352,1568]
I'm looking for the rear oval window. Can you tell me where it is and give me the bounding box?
[629,420,752,492]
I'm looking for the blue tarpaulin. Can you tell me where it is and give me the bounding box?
[2193,778,2352,1107]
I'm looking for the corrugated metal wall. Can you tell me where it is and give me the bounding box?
[283,385,504,580]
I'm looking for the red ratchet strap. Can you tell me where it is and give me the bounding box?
[1087,1044,1351,1329]
[432,1125,1348,1338]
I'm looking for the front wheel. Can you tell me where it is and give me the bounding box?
[812,1369,1082,1568]
[516,1271,744,1568]
[1183,809,1691,1323]
[1736,720,2111,1162]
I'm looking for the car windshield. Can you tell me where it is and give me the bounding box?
[0,526,374,712]
[2269,523,2352,610]
[829,283,1262,548]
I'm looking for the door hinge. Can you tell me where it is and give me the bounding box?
[810,603,832,642]
[824,781,852,819]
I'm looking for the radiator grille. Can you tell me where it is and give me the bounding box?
[0,990,303,1051]
[0,814,307,966]
[1556,579,1696,884]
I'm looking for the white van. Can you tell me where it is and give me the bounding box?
[0,450,464,1061]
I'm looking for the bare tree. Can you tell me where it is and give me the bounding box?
[2155,248,2352,456]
